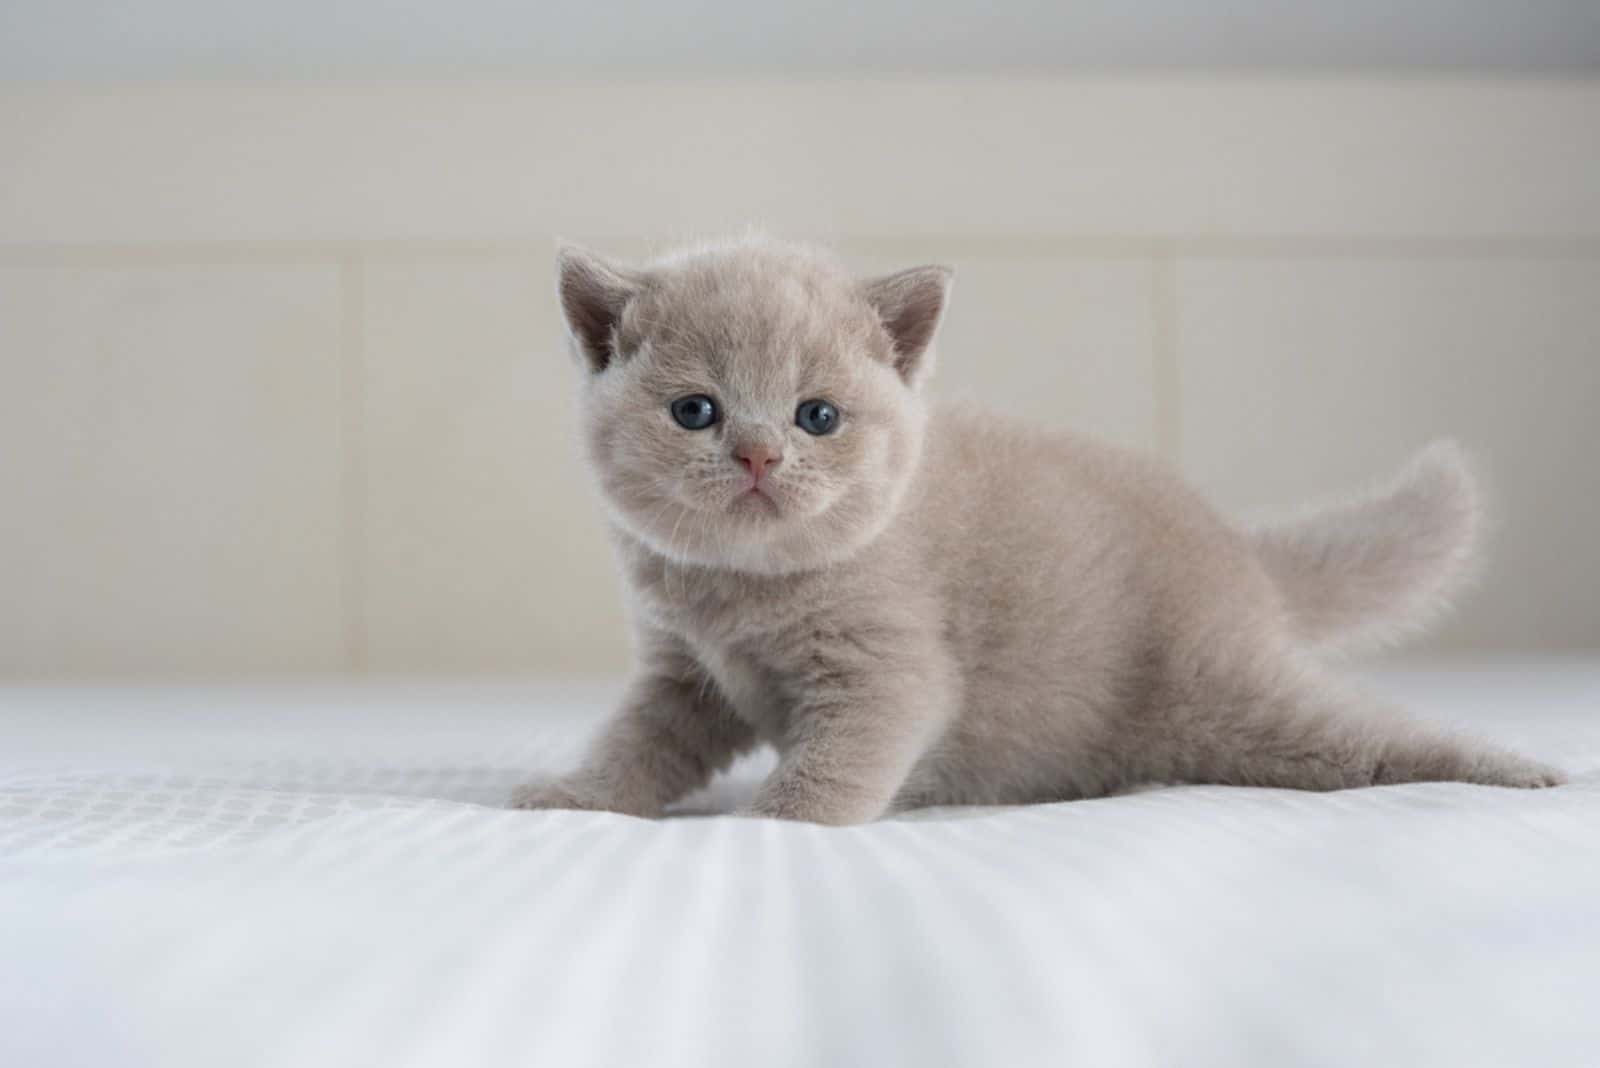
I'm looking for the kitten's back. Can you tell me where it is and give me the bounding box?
[907,409,1476,659]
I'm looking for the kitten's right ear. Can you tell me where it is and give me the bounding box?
[859,264,953,386]
[556,245,641,372]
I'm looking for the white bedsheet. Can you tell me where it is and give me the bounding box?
[2,663,1598,1068]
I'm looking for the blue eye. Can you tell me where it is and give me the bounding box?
[670,394,719,430]
[796,399,839,436]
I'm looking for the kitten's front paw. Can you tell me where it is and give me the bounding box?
[509,777,663,816]
[508,779,606,812]
[740,794,881,826]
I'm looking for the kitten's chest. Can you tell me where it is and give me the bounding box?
[686,637,789,739]
[631,564,808,740]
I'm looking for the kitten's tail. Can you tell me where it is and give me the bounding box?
[1249,440,1483,654]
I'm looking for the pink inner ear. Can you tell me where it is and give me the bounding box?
[861,266,952,380]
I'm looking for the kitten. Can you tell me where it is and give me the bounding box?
[511,236,1563,824]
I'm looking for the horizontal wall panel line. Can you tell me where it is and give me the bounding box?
[2,235,1599,266]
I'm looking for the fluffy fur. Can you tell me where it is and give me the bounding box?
[512,236,1562,825]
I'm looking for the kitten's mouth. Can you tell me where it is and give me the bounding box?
[730,486,781,515]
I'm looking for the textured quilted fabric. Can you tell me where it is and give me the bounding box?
[1,666,1597,1068]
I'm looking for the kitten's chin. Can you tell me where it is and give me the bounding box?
[727,488,783,517]
[611,480,903,576]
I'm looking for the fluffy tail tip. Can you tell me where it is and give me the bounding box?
[1400,437,1483,564]
[1252,439,1485,655]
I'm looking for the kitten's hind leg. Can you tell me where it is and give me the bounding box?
[1161,659,1564,792]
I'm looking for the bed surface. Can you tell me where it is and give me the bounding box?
[3,663,1598,1067]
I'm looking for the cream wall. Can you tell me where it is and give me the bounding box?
[2,79,1597,677]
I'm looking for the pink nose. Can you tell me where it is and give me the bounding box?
[734,443,783,484]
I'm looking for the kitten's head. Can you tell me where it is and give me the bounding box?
[557,237,950,574]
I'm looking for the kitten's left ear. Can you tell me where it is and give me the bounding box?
[556,245,643,373]
[859,265,953,385]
